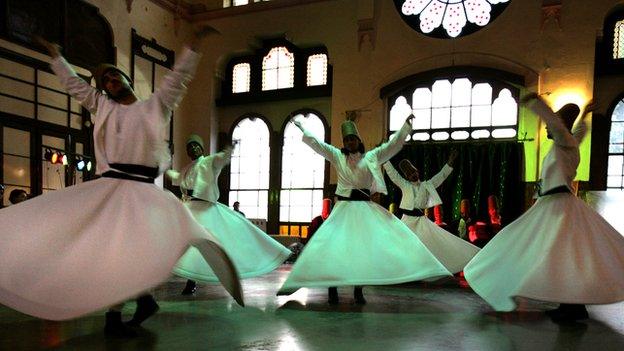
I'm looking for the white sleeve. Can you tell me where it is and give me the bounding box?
[50,56,102,115]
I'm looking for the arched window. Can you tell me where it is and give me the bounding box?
[388,76,518,141]
[307,54,328,86]
[608,98,624,189]
[232,63,251,93]
[262,47,294,91]
[280,112,326,235]
[615,19,624,59]
[229,117,271,219]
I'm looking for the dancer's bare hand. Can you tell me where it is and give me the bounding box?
[448,149,459,166]
[33,36,61,58]
[582,100,597,119]
[189,25,220,51]
[291,114,305,129]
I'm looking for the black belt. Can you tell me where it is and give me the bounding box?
[336,189,371,201]
[102,163,158,184]
[402,208,425,217]
[539,185,571,197]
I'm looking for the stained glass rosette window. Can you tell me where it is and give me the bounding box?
[394,0,511,38]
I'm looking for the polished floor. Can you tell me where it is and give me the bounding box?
[1,266,624,350]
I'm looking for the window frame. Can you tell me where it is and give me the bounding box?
[277,109,330,236]
[218,39,331,106]
[607,96,624,190]
[227,113,273,222]
[381,66,523,141]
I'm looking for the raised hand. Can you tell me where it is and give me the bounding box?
[448,149,459,166]
[189,25,221,51]
[581,100,597,120]
[405,114,415,124]
[291,114,305,129]
[33,35,61,58]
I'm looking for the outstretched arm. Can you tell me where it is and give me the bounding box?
[293,114,340,164]
[383,162,410,190]
[429,149,457,188]
[524,94,576,147]
[36,36,101,114]
[372,115,414,164]
[213,141,236,171]
[572,101,594,144]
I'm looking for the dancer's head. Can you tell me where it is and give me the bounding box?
[460,199,471,219]
[233,201,240,210]
[186,134,205,160]
[341,120,364,154]
[93,64,134,102]
[399,159,420,182]
[547,103,580,139]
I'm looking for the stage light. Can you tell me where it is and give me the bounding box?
[86,161,92,171]
[50,152,59,164]
[61,154,68,166]
[76,159,86,171]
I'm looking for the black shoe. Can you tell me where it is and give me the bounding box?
[126,294,160,327]
[181,280,197,295]
[354,287,366,305]
[328,287,339,305]
[105,311,138,338]
[548,304,589,322]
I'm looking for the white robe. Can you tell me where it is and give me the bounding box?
[464,102,624,311]
[277,121,451,295]
[0,48,244,320]
[384,162,480,274]
[169,152,291,281]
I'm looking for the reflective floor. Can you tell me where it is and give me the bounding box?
[1,266,624,350]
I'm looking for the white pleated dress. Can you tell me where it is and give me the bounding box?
[384,163,480,274]
[0,48,243,321]
[278,121,451,295]
[169,152,291,282]
[464,102,624,311]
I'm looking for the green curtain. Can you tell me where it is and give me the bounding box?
[386,141,524,225]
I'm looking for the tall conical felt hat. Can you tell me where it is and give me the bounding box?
[186,134,205,151]
[341,120,360,139]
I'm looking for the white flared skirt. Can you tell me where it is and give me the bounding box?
[173,201,291,282]
[402,215,480,274]
[464,193,624,311]
[0,178,243,321]
[277,201,452,295]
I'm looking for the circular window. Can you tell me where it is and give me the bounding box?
[393,0,512,39]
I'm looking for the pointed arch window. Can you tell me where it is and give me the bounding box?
[306,54,328,86]
[614,19,624,59]
[229,117,271,219]
[262,47,294,91]
[388,76,518,141]
[232,63,251,93]
[280,113,326,234]
[608,98,624,189]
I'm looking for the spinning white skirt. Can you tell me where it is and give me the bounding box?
[173,201,291,282]
[0,178,243,321]
[402,215,480,274]
[277,201,452,295]
[464,193,624,311]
